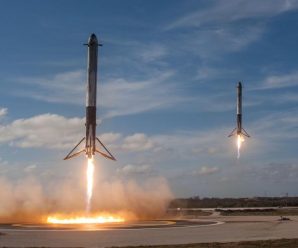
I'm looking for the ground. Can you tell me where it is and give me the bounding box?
[113,239,298,248]
[1,211,298,247]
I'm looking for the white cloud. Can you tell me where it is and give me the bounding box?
[247,162,298,183]
[193,166,219,176]
[121,133,155,152]
[0,113,157,154]
[99,132,122,145]
[0,114,84,149]
[164,0,298,60]
[117,164,153,176]
[24,164,37,173]
[261,71,298,89]
[14,69,186,118]
[0,112,157,154]
[101,70,187,118]
[144,127,239,165]
[252,110,298,140]
[0,108,7,118]
[166,0,298,30]
[178,24,264,59]
[15,70,85,105]
[139,44,167,63]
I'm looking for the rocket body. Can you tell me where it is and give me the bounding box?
[228,81,250,138]
[236,82,242,135]
[85,34,98,158]
[64,34,115,161]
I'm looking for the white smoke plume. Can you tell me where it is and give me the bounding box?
[0,164,173,223]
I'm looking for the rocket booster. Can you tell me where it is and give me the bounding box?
[228,82,250,138]
[64,34,115,161]
[236,82,242,133]
[85,34,98,158]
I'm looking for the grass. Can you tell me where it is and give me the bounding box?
[109,238,298,248]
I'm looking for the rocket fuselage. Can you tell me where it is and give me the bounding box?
[63,34,115,161]
[228,81,249,138]
[236,82,242,134]
[85,34,98,158]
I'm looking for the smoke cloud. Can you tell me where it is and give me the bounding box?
[0,163,173,223]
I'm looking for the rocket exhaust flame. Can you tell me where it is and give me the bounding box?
[86,157,94,213]
[47,214,125,224]
[46,157,126,225]
[237,134,245,159]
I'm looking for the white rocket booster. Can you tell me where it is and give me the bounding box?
[228,82,250,138]
[64,34,115,160]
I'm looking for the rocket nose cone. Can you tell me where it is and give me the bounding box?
[238,82,242,88]
[88,33,98,45]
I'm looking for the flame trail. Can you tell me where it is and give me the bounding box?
[237,134,245,159]
[86,157,94,213]
[46,155,127,225]
[47,215,124,224]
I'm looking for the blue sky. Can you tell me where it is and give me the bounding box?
[0,0,298,198]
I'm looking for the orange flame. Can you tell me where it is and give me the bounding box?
[46,158,126,225]
[47,214,125,224]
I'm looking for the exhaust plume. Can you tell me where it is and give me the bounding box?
[0,163,173,223]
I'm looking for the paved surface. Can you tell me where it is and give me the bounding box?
[0,216,298,247]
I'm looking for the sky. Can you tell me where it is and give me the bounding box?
[0,0,298,198]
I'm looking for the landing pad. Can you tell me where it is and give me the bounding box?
[1,216,297,247]
[0,220,219,231]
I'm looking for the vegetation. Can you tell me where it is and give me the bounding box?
[111,238,298,248]
[218,208,298,216]
[169,197,298,208]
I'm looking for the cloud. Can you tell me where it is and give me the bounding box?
[101,70,186,118]
[15,70,85,105]
[166,0,298,30]
[193,166,220,176]
[0,108,7,118]
[0,114,84,149]
[152,128,233,159]
[260,71,298,89]
[175,22,264,59]
[121,133,155,152]
[251,110,298,140]
[14,69,186,118]
[24,164,37,173]
[164,0,298,61]
[139,44,167,63]
[99,132,122,145]
[0,112,158,155]
[0,111,158,155]
[117,164,153,176]
[0,110,237,171]
[246,162,298,183]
